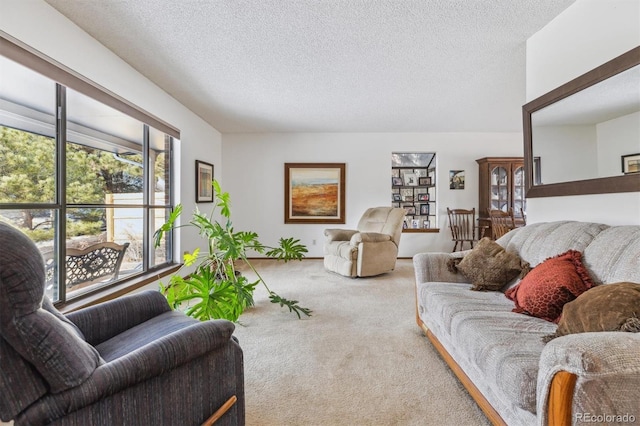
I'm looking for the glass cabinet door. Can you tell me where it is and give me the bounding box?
[513,166,526,216]
[490,166,508,211]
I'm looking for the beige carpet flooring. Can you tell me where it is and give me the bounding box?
[233,259,491,426]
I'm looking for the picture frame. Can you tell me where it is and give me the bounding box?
[419,203,429,215]
[417,193,429,201]
[392,193,402,202]
[195,160,214,203]
[423,220,430,229]
[403,195,414,202]
[418,176,431,186]
[411,219,420,229]
[403,172,418,186]
[449,170,465,190]
[392,176,404,186]
[403,205,416,215]
[285,163,346,224]
[621,153,640,174]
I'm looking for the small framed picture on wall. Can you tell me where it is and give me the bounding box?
[196,160,214,203]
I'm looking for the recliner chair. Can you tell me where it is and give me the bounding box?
[0,222,244,426]
[323,207,405,277]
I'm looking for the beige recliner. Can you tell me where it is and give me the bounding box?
[323,207,405,277]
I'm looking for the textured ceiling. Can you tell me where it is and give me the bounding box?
[44,0,575,133]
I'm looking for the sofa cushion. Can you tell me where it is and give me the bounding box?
[505,250,594,323]
[454,238,528,291]
[582,226,640,285]
[546,282,640,341]
[416,281,555,414]
[452,310,556,414]
[501,221,607,268]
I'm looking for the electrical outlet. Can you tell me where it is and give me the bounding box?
[312,239,317,245]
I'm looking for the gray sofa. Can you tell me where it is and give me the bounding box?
[414,221,640,426]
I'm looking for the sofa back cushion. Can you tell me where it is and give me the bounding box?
[500,221,607,270]
[583,226,640,285]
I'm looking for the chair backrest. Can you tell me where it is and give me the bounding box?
[488,208,516,240]
[0,223,101,420]
[44,242,129,288]
[517,207,527,226]
[447,208,477,242]
[356,207,405,246]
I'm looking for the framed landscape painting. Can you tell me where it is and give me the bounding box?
[285,163,346,224]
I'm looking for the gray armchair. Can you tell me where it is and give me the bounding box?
[0,222,244,426]
[323,207,405,277]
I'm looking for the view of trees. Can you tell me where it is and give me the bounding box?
[0,125,147,240]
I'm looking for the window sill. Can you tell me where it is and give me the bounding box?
[57,263,182,314]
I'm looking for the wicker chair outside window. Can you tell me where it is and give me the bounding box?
[43,242,130,289]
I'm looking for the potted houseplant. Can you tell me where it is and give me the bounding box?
[154,180,311,322]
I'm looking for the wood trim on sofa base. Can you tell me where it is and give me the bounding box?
[417,321,507,426]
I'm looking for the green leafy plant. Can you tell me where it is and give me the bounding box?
[154,180,311,322]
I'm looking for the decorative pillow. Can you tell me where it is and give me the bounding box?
[451,238,529,291]
[505,250,594,323]
[544,282,640,342]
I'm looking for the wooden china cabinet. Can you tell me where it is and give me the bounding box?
[476,157,526,238]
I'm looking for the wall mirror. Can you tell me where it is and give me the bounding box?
[523,46,640,198]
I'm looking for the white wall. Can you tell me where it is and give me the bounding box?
[597,111,640,177]
[534,125,598,183]
[525,0,640,225]
[0,0,222,272]
[222,132,522,257]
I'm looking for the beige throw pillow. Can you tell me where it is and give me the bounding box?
[455,237,528,291]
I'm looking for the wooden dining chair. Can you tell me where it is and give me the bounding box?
[447,208,478,252]
[487,208,516,240]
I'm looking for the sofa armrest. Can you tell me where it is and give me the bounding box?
[324,229,358,242]
[537,332,640,426]
[351,232,392,244]
[412,251,470,284]
[66,290,171,346]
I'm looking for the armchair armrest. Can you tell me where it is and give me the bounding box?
[324,229,358,242]
[20,319,238,424]
[66,290,171,346]
[412,251,470,284]
[350,232,392,244]
[537,332,640,426]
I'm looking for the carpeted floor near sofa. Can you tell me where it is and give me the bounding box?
[233,259,490,426]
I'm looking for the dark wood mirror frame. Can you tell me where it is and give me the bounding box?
[523,46,640,198]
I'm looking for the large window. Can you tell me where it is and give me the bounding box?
[0,42,177,304]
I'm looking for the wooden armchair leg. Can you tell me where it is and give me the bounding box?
[201,395,237,426]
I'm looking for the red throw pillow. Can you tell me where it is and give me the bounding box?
[505,250,594,323]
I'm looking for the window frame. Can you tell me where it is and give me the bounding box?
[0,34,180,309]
